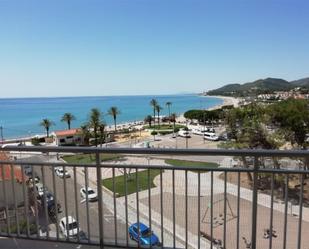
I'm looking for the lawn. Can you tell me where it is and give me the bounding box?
[165,159,219,172]
[62,153,123,164]
[143,124,185,130]
[102,169,161,197]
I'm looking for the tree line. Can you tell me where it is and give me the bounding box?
[39,98,176,146]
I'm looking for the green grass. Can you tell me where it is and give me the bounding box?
[165,159,219,172]
[0,220,36,235]
[102,169,161,197]
[144,124,185,130]
[62,153,123,164]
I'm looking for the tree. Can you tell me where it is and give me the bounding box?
[222,103,277,182]
[268,99,309,149]
[166,102,172,124]
[151,130,158,141]
[170,113,177,131]
[108,106,120,132]
[144,115,153,127]
[267,98,309,174]
[40,119,54,137]
[155,105,163,128]
[98,122,106,147]
[150,99,158,127]
[88,108,102,147]
[80,125,90,145]
[61,113,76,130]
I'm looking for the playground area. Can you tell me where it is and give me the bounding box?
[141,192,309,249]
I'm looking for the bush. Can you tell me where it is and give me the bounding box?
[174,127,180,133]
[31,137,41,145]
[159,130,173,135]
[151,131,158,136]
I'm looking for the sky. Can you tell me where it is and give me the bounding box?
[0,0,309,98]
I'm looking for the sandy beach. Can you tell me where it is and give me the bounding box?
[176,95,239,123]
[203,95,240,110]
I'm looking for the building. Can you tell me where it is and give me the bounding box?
[0,152,27,224]
[52,129,84,146]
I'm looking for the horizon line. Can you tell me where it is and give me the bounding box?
[0,92,201,100]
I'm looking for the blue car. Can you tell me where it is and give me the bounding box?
[128,222,160,246]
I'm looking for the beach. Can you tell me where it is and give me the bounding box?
[204,95,240,110]
[176,95,239,123]
[0,95,223,139]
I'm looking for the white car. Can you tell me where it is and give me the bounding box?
[80,187,97,202]
[204,132,219,141]
[178,130,191,138]
[55,167,70,178]
[59,216,79,238]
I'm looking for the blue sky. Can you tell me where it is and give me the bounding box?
[0,0,309,97]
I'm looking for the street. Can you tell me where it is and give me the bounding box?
[22,155,128,245]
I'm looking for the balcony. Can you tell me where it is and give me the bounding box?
[0,146,308,249]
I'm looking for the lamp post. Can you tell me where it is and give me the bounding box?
[203,109,206,144]
[0,126,3,143]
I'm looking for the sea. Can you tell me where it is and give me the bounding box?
[0,94,222,139]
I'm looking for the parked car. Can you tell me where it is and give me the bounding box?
[80,187,97,202]
[204,132,219,141]
[55,167,70,178]
[178,130,191,138]
[24,165,33,176]
[218,133,228,141]
[59,216,79,238]
[40,192,61,214]
[128,222,160,246]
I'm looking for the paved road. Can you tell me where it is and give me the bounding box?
[20,155,128,245]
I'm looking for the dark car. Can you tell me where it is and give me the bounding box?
[128,222,160,246]
[40,192,61,215]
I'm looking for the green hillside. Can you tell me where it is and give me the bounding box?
[207,77,308,97]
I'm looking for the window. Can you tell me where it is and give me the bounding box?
[68,222,78,230]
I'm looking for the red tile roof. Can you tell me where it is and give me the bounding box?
[0,152,25,182]
[54,129,81,137]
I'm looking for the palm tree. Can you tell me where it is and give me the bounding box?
[150,99,158,127]
[108,106,120,132]
[99,122,106,147]
[88,108,102,147]
[155,105,163,128]
[144,115,153,127]
[170,113,177,131]
[40,119,54,137]
[80,125,90,145]
[166,102,172,125]
[61,113,76,130]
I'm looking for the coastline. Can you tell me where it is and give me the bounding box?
[204,95,239,110]
[176,95,239,122]
[1,95,230,142]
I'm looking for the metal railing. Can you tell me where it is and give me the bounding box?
[0,146,308,249]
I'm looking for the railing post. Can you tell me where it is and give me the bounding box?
[96,152,104,248]
[251,157,259,249]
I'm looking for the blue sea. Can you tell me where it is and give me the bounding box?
[0,95,222,139]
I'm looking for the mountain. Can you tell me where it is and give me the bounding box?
[290,77,309,87]
[207,77,308,97]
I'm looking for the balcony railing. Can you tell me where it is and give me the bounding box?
[0,146,309,249]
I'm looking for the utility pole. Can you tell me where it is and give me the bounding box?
[0,126,3,143]
[203,109,206,144]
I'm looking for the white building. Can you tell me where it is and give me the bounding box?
[52,129,83,146]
